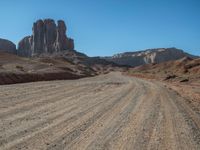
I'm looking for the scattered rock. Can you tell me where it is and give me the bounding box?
[164,74,177,81]
[180,78,189,82]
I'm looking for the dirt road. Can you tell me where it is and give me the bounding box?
[0,72,199,150]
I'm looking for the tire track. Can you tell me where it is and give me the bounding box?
[46,83,136,150]
[77,81,146,150]
[0,72,199,150]
[1,81,130,149]
[0,84,107,141]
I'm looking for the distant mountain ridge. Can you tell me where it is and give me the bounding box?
[104,48,198,67]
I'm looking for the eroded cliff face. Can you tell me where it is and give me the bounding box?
[18,19,74,57]
[104,48,197,67]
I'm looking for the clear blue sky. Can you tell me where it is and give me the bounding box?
[0,0,199,56]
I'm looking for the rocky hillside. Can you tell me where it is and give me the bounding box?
[104,48,198,67]
[0,50,125,85]
[128,56,200,82]
[0,51,94,85]
[18,19,74,57]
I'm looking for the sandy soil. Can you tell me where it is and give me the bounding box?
[0,72,199,150]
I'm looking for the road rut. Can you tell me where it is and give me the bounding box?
[0,72,199,150]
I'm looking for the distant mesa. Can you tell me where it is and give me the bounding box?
[104,48,198,67]
[18,19,74,57]
[0,38,16,54]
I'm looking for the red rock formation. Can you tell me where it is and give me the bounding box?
[18,19,74,57]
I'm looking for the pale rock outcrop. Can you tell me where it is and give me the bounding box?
[104,48,197,67]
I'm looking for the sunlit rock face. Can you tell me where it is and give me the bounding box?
[104,48,197,67]
[18,19,74,57]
